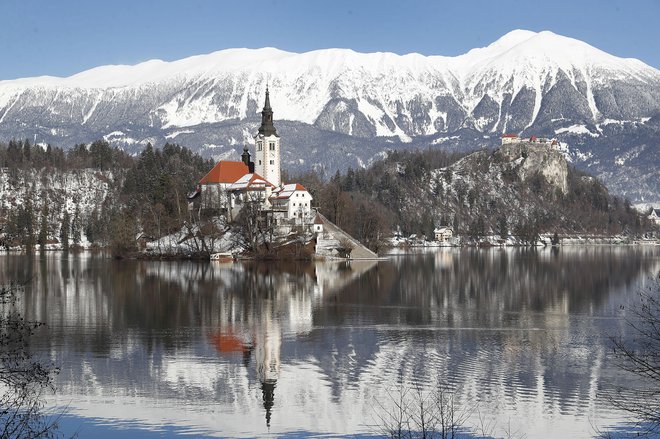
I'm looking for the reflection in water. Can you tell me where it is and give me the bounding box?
[1,247,658,437]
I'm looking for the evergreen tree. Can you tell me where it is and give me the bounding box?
[497,215,508,240]
[60,210,70,252]
[72,205,81,245]
[109,209,137,258]
[23,196,35,250]
[89,139,113,170]
[85,208,99,244]
[38,200,49,249]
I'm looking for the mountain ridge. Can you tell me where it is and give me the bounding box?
[0,29,658,202]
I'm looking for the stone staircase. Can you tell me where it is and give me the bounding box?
[315,212,378,259]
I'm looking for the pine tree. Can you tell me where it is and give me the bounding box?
[23,196,35,250]
[85,208,99,244]
[72,205,81,245]
[23,139,31,164]
[38,200,49,249]
[497,215,508,240]
[60,210,70,252]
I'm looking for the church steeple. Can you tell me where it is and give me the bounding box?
[254,87,281,186]
[258,86,278,137]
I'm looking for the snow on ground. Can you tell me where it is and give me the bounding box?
[145,219,242,256]
[554,124,599,137]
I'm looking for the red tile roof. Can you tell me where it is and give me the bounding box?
[501,133,518,138]
[270,183,311,200]
[199,161,249,184]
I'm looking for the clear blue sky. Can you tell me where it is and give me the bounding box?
[0,0,658,80]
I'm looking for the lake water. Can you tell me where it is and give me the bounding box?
[2,246,659,438]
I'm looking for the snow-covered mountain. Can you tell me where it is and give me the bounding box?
[0,30,658,201]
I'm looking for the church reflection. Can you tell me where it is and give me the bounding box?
[209,309,281,427]
[205,259,378,427]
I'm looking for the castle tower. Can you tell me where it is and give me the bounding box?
[254,87,281,186]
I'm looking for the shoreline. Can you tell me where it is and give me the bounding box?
[2,237,658,261]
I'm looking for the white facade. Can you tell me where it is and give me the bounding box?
[434,227,454,242]
[254,134,281,187]
[649,208,660,226]
[501,134,520,145]
[200,183,232,209]
[270,184,313,221]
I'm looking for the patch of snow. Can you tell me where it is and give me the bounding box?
[574,150,593,162]
[82,95,101,124]
[432,135,460,144]
[555,124,599,137]
[614,145,645,165]
[165,129,195,139]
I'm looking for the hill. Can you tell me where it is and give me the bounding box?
[303,142,654,249]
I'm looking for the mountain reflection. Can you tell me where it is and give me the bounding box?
[1,246,658,437]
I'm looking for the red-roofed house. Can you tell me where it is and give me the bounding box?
[270,183,313,222]
[501,133,520,145]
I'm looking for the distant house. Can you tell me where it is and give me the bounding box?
[501,133,519,145]
[649,208,660,226]
[434,227,453,242]
[501,133,559,149]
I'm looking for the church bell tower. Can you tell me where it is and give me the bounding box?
[254,87,281,186]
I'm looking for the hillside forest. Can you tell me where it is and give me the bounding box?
[0,139,654,254]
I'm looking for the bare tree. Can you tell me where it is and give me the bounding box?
[608,273,660,436]
[234,192,276,255]
[372,382,468,439]
[0,283,60,438]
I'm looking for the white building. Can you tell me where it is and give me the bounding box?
[501,133,520,145]
[434,227,453,242]
[501,133,559,149]
[649,208,660,226]
[270,183,313,222]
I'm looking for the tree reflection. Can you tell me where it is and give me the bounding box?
[0,247,656,436]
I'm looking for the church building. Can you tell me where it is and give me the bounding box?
[196,88,313,224]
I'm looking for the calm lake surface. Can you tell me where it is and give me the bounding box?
[2,247,659,438]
